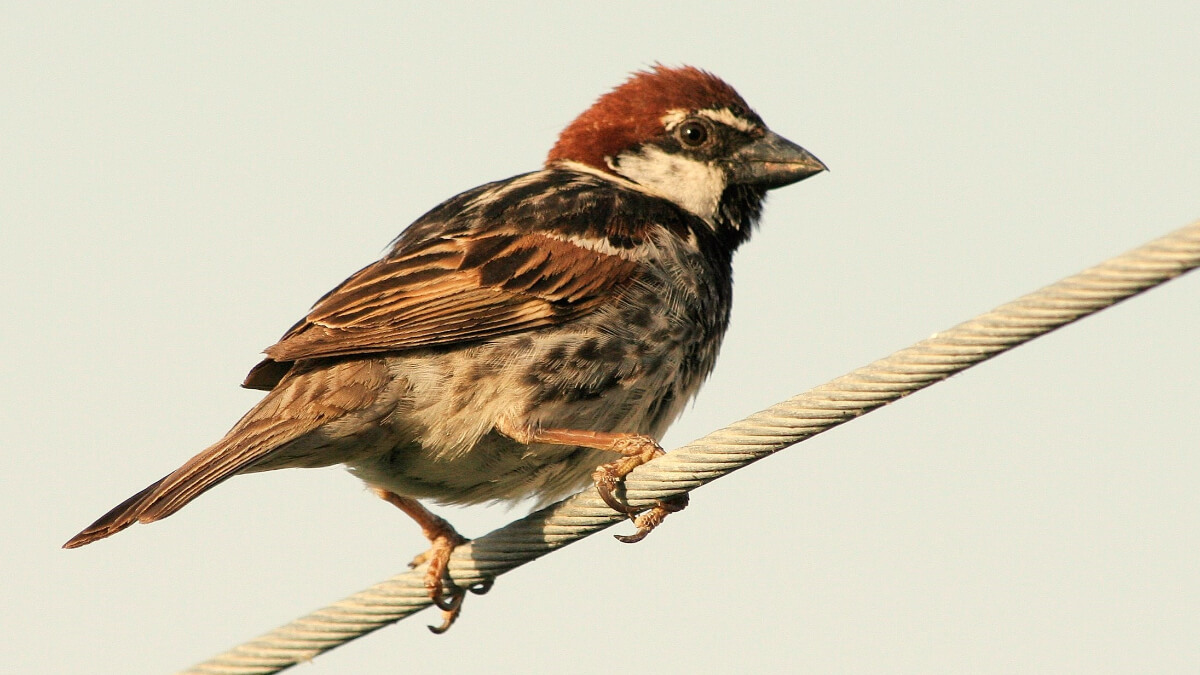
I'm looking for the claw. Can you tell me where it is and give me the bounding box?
[591,440,665,514]
[494,426,691,545]
[419,530,468,629]
[613,493,689,543]
[428,591,465,634]
[422,538,468,632]
[427,571,492,633]
[592,466,637,514]
[614,530,650,544]
[589,438,687,542]
[431,588,462,612]
[371,489,478,634]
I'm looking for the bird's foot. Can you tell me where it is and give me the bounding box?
[591,436,665,514]
[590,437,687,542]
[374,488,486,633]
[408,528,470,633]
[493,422,690,544]
[613,492,689,543]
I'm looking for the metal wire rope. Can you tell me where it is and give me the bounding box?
[182,219,1200,674]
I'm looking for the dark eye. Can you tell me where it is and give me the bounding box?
[677,120,709,147]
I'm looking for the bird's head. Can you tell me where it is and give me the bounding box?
[547,65,825,245]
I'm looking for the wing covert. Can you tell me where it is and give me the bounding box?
[243,231,640,389]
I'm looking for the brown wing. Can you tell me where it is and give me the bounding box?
[243,231,639,389]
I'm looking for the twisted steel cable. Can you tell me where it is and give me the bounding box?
[182,219,1200,674]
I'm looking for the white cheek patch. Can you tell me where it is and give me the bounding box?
[611,146,727,228]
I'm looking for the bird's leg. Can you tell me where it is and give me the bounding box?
[371,488,477,634]
[496,423,688,543]
[527,429,665,514]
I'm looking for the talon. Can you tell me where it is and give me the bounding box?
[431,588,462,612]
[613,493,689,544]
[428,590,464,634]
[422,536,468,632]
[591,439,665,515]
[469,579,494,596]
[659,493,690,513]
[421,531,467,603]
[592,465,637,514]
[614,530,649,544]
[371,489,478,633]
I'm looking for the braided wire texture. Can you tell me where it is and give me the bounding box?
[182,220,1200,674]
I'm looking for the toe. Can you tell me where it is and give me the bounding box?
[612,495,688,543]
[592,465,637,514]
[428,591,464,634]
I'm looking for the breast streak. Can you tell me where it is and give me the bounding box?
[350,230,732,507]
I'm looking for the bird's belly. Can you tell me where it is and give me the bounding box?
[349,432,615,506]
[346,314,712,506]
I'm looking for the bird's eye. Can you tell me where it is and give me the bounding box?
[677,120,709,147]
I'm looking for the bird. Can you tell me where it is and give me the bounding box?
[64,65,826,632]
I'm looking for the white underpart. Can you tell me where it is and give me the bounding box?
[609,145,727,228]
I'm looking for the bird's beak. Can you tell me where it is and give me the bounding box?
[726,131,827,189]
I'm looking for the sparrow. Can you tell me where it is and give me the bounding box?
[65,65,826,632]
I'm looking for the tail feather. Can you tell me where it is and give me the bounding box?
[62,425,304,549]
[63,358,385,549]
[136,436,273,522]
[62,438,270,549]
[63,477,169,548]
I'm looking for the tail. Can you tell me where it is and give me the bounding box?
[63,410,318,548]
[63,475,170,548]
[63,358,385,549]
[62,435,274,549]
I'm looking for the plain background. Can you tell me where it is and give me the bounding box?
[4,3,1199,673]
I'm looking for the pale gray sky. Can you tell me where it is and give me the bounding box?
[4,3,1199,673]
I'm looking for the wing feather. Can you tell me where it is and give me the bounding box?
[244,231,640,388]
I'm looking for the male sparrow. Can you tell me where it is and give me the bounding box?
[65,65,826,631]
